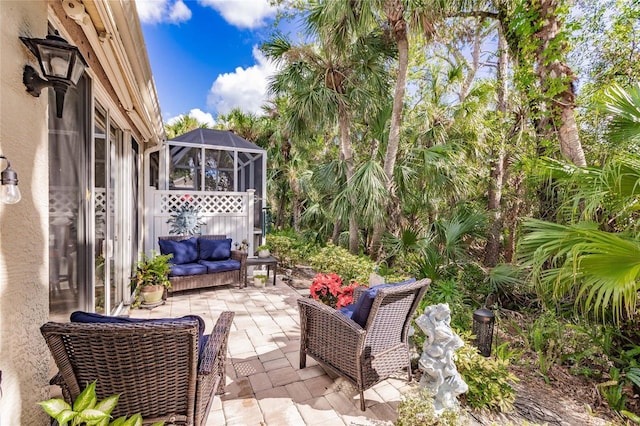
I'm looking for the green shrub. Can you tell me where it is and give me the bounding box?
[455,337,518,412]
[266,231,318,269]
[307,243,376,284]
[395,390,463,426]
[417,280,473,333]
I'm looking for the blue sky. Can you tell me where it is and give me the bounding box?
[135,0,284,126]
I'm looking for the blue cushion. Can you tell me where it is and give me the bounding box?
[198,259,241,273]
[338,304,357,320]
[199,238,232,261]
[169,262,208,277]
[158,237,198,264]
[70,311,207,359]
[350,278,417,327]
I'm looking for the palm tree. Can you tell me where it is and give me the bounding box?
[263,21,391,253]
[216,108,262,142]
[165,113,211,139]
[517,84,640,324]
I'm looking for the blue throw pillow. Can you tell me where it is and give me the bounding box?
[350,278,417,328]
[338,304,357,321]
[158,237,198,264]
[199,238,232,261]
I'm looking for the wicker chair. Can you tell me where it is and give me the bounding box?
[40,312,234,426]
[297,278,431,411]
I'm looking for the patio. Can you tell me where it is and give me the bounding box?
[129,278,419,425]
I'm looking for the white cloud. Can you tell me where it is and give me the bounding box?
[135,0,192,24]
[207,46,278,116]
[198,0,276,29]
[167,108,216,127]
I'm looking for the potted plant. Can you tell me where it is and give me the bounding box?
[256,244,270,258]
[253,274,268,288]
[132,250,172,306]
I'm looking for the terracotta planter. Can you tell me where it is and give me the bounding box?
[140,285,164,304]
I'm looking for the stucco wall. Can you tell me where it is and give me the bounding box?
[0,1,51,424]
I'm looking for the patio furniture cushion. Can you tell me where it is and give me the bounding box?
[198,259,241,273]
[70,311,207,358]
[338,303,357,321]
[170,262,208,277]
[158,237,198,264]
[199,238,232,261]
[348,278,417,327]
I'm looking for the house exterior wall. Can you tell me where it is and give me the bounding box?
[0,1,52,424]
[0,1,164,423]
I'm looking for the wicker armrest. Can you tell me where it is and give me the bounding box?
[230,250,247,262]
[50,372,72,403]
[199,311,235,376]
[230,250,247,271]
[352,286,367,304]
[297,297,366,338]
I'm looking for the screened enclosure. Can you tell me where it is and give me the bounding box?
[144,129,267,254]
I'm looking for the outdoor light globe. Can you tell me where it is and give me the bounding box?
[0,183,21,204]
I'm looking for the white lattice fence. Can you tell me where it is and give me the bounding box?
[146,190,255,254]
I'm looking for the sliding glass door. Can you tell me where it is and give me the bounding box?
[94,104,138,314]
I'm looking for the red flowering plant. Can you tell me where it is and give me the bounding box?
[310,273,360,309]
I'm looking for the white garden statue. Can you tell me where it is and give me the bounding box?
[415,303,468,414]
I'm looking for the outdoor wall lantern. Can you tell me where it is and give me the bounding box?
[0,155,21,204]
[20,32,88,118]
[472,306,495,357]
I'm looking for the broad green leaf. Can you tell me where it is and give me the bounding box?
[38,398,70,418]
[78,408,110,424]
[95,394,120,415]
[108,417,126,426]
[121,413,144,426]
[56,408,78,425]
[149,422,165,426]
[74,381,98,411]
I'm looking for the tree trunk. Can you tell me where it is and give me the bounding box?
[332,219,341,245]
[370,0,409,259]
[276,190,287,229]
[290,179,302,232]
[504,173,525,263]
[484,26,509,267]
[338,102,359,254]
[535,0,587,168]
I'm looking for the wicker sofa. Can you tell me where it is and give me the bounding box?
[159,235,247,292]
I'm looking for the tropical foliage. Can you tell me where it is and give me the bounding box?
[164,0,640,417]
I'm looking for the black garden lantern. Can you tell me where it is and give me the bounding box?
[472,307,495,357]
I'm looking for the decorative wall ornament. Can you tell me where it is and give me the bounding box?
[415,303,468,414]
[166,197,204,236]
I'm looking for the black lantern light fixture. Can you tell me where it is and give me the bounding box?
[472,306,495,357]
[0,155,21,204]
[21,31,88,118]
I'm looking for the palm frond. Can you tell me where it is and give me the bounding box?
[518,219,640,323]
[603,83,640,146]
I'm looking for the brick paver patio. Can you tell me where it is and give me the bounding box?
[129,277,418,425]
